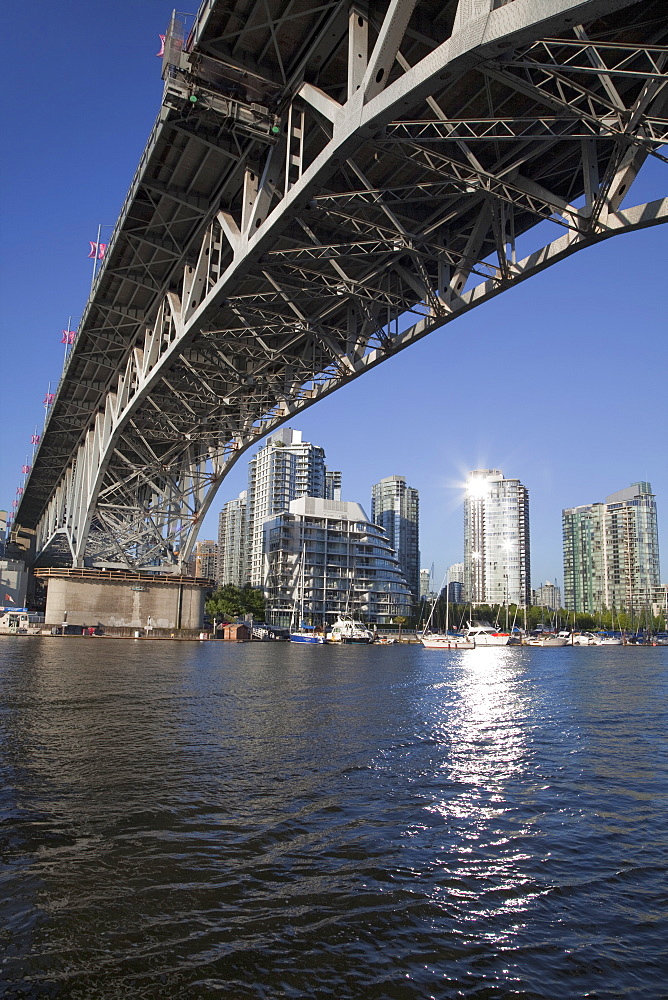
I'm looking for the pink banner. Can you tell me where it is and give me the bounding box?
[88,242,107,260]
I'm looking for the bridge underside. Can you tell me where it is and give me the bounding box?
[15,0,668,571]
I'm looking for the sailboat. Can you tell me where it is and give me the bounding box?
[420,583,474,649]
[290,547,327,643]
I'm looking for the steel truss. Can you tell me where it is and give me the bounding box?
[15,0,668,570]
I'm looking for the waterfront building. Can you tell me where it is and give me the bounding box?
[448,562,464,584]
[217,491,248,585]
[246,428,327,587]
[325,470,342,501]
[533,581,561,613]
[419,568,431,598]
[263,497,412,626]
[419,566,439,605]
[463,469,531,607]
[445,562,464,604]
[563,481,661,615]
[193,540,217,579]
[651,584,668,622]
[371,476,420,604]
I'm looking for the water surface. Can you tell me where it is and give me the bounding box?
[1,639,666,998]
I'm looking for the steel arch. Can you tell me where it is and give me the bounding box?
[16,0,668,570]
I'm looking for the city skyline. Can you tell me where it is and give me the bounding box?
[207,426,668,593]
[1,3,666,589]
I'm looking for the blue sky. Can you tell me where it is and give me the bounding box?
[1,2,666,589]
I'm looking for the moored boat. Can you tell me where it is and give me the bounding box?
[524,634,569,647]
[571,632,597,645]
[421,632,475,649]
[289,546,327,643]
[464,624,511,646]
[594,633,623,645]
[290,629,327,644]
[0,608,41,635]
[420,579,474,649]
[327,616,375,643]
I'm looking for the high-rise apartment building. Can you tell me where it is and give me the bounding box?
[246,428,327,587]
[563,482,660,614]
[533,581,562,612]
[217,490,248,585]
[263,497,412,626]
[371,476,419,603]
[446,563,465,605]
[463,469,531,606]
[193,539,218,579]
[325,470,342,501]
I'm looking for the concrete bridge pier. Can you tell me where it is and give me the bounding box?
[35,568,212,631]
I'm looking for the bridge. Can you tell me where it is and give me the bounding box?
[13,0,668,571]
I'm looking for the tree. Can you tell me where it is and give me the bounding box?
[240,584,266,619]
[206,584,265,622]
[393,615,407,640]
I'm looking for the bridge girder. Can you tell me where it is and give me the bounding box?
[15,0,668,570]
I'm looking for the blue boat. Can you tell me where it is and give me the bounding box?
[290,630,327,644]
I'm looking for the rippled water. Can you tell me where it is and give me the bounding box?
[1,638,667,999]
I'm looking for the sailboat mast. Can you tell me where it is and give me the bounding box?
[299,544,305,626]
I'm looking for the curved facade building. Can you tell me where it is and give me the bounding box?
[263,497,412,626]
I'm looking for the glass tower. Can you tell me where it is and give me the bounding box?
[246,429,327,587]
[563,482,661,615]
[463,469,531,607]
[217,491,248,585]
[371,476,419,604]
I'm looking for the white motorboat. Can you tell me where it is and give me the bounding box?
[0,608,41,635]
[524,634,569,647]
[327,616,375,643]
[464,624,511,646]
[571,632,597,645]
